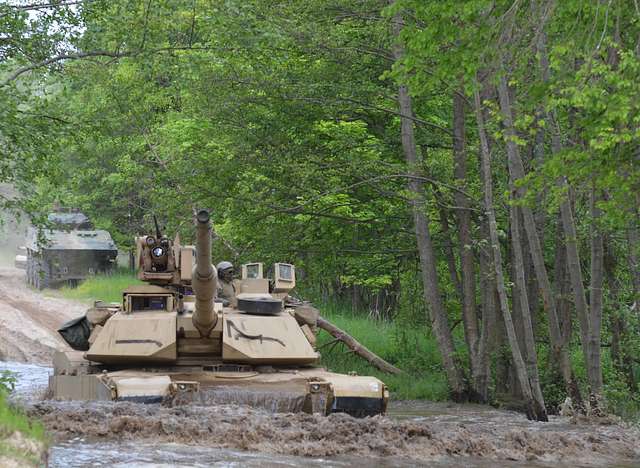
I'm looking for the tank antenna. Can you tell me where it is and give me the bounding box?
[153,215,162,238]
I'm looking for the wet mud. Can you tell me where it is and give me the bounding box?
[25,399,640,466]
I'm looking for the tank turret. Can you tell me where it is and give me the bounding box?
[191,209,217,337]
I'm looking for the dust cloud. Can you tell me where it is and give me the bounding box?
[0,185,27,268]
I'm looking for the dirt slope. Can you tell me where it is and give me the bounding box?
[0,267,85,364]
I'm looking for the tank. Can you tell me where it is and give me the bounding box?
[21,211,118,289]
[49,210,389,417]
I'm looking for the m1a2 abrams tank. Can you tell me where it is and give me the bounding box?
[50,210,388,417]
[22,211,117,289]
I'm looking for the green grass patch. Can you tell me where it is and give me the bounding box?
[0,384,47,466]
[58,269,142,303]
[0,395,45,443]
[317,301,448,401]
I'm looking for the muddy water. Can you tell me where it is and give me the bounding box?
[3,361,639,467]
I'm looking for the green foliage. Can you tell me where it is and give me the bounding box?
[0,371,16,396]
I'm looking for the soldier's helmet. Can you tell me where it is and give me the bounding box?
[216,261,234,278]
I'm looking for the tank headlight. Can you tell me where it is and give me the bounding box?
[152,246,165,258]
[146,236,156,246]
[160,238,170,247]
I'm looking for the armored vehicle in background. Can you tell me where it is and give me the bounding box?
[51,210,388,417]
[23,211,117,289]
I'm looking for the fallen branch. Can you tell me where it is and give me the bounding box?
[317,316,403,375]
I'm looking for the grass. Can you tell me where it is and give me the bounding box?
[316,301,449,401]
[58,269,142,303]
[0,385,47,466]
[0,395,45,443]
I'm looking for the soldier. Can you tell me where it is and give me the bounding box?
[216,261,236,304]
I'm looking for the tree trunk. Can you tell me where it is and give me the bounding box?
[510,202,547,418]
[475,216,495,402]
[553,213,573,346]
[532,0,592,397]
[588,188,604,394]
[559,186,595,386]
[390,6,468,401]
[453,89,483,401]
[530,11,584,406]
[495,73,547,419]
[474,86,546,421]
[433,188,463,300]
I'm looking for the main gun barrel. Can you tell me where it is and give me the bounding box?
[192,209,217,336]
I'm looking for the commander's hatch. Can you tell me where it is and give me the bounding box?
[122,285,176,313]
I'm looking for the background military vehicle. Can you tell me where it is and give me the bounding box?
[23,211,117,289]
[51,210,388,417]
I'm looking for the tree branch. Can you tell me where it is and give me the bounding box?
[1,46,231,87]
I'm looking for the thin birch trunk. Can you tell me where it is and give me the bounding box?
[453,90,483,401]
[390,6,468,400]
[433,189,463,300]
[510,202,547,419]
[495,72,547,419]
[476,216,495,402]
[530,7,584,405]
[474,86,545,421]
[559,188,594,388]
[534,0,595,394]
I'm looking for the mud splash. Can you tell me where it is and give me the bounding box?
[24,399,640,466]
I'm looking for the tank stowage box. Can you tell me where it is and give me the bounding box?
[51,210,389,417]
[23,211,117,289]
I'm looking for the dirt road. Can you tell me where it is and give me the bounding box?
[0,267,85,364]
